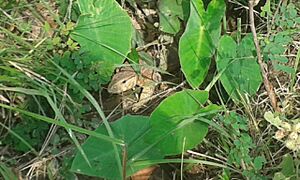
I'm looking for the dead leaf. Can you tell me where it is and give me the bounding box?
[131,166,157,180]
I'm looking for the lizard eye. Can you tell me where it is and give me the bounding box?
[122,80,127,84]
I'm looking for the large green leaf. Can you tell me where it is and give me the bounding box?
[179,0,225,88]
[278,154,296,179]
[216,35,262,101]
[71,0,132,83]
[158,0,186,34]
[71,115,163,179]
[147,90,219,155]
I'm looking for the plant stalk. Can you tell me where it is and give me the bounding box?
[248,0,281,112]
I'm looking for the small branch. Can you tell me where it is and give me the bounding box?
[267,0,283,38]
[248,0,281,112]
[270,0,283,29]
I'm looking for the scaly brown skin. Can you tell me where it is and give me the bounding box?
[108,61,161,111]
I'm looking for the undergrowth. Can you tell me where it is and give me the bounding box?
[0,0,300,179]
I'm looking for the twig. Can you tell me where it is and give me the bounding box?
[248,0,281,112]
[63,0,73,23]
[270,0,283,28]
[228,0,259,15]
[267,0,283,38]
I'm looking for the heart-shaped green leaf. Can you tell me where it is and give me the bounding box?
[158,0,186,34]
[147,90,219,155]
[216,35,262,101]
[279,154,296,177]
[71,115,163,179]
[179,0,225,88]
[71,0,132,84]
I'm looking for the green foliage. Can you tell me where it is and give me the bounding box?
[0,0,19,9]
[220,112,266,179]
[45,18,118,102]
[60,156,77,179]
[216,34,262,101]
[261,2,300,74]
[4,117,49,152]
[70,0,133,84]
[0,163,18,180]
[262,31,294,73]
[46,22,79,53]
[264,111,300,151]
[51,51,104,101]
[179,0,225,88]
[260,0,271,17]
[146,90,219,155]
[57,0,80,21]
[71,115,163,179]
[2,96,52,154]
[273,154,299,180]
[0,65,24,86]
[275,3,300,29]
[71,90,219,179]
[1,0,299,179]
[158,0,188,34]
[2,97,51,153]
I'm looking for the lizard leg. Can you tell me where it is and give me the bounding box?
[132,82,155,112]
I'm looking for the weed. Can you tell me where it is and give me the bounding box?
[219,112,266,179]
[0,0,299,179]
[261,2,300,74]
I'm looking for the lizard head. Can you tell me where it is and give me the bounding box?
[107,71,138,94]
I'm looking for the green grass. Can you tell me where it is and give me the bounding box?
[0,0,299,179]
